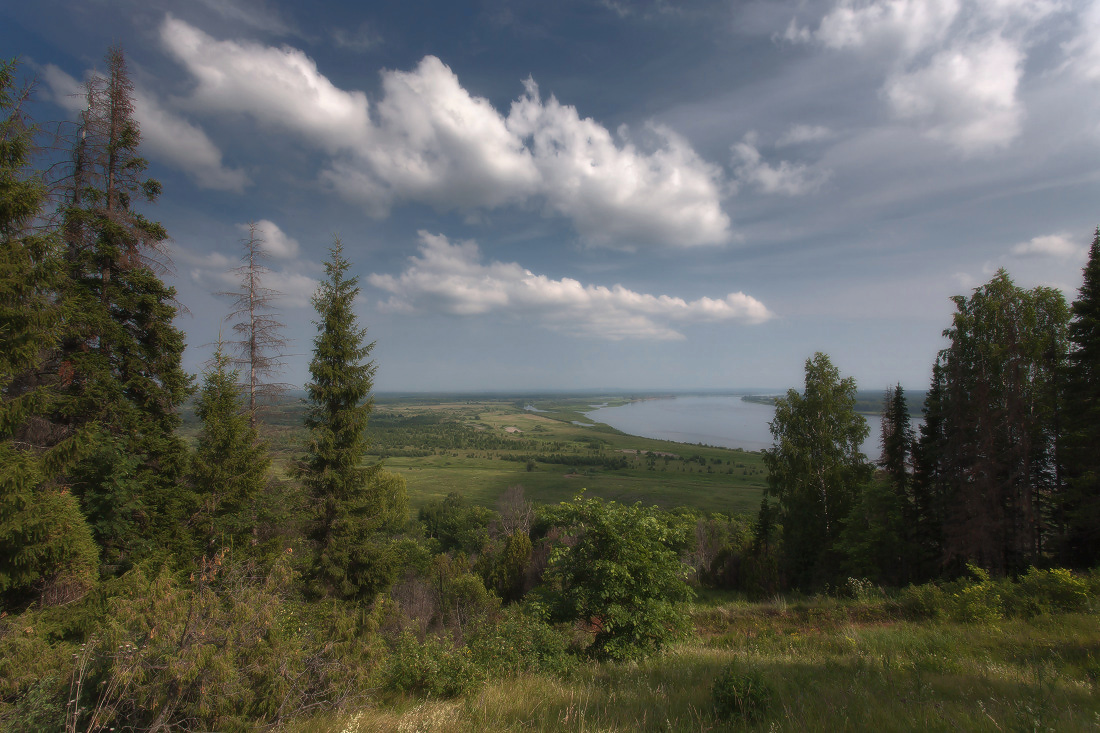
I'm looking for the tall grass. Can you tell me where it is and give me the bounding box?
[311,587,1100,732]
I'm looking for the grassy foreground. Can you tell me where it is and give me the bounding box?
[298,593,1100,732]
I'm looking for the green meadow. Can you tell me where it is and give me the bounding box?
[297,588,1100,732]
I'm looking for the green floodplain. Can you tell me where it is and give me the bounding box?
[184,393,773,515]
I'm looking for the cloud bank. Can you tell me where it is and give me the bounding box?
[787,0,1073,154]
[159,17,731,248]
[368,231,772,340]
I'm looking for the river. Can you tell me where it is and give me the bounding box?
[585,395,914,460]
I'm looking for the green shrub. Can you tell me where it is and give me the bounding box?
[541,496,694,661]
[465,607,573,679]
[950,580,1003,623]
[897,582,948,620]
[712,662,773,723]
[381,631,474,698]
[381,608,573,700]
[841,576,879,601]
[1008,568,1090,617]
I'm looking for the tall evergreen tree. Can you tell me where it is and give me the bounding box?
[190,341,270,553]
[839,384,919,586]
[57,48,193,567]
[0,59,98,606]
[879,384,914,494]
[763,352,872,588]
[911,362,949,578]
[301,238,406,599]
[1060,228,1100,567]
[930,270,1068,574]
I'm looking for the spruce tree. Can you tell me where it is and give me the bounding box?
[838,384,918,586]
[1060,229,1100,567]
[301,238,405,599]
[58,48,193,567]
[911,362,949,579]
[191,341,270,553]
[1,59,98,605]
[930,271,1068,574]
[879,384,914,495]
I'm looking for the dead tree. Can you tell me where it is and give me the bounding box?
[219,222,290,426]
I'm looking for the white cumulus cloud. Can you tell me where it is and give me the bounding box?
[884,35,1023,153]
[814,0,960,58]
[159,17,732,249]
[792,0,1072,154]
[160,15,372,152]
[323,55,540,216]
[367,232,772,340]
[174,221,318,309]
[776,124,833,147]
[508,79,730,247]
[1011,233,1082,258]
[133,91,250,192]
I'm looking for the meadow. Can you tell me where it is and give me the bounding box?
[296,584,1100,732]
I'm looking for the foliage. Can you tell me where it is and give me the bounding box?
[1060,228,1100,568]
[418,492,496,554]
[898,566,1091,623]
[840,477,911,587]
[301,239,408,599]
[764,352,872,588]
[427,552,500,636]
[190,342,271,553]
[919,270,1069,575]
[381,631,475,698]
[57,47,194,568]
[380,607,572,699]
[541,495,694,661]
[0,58,99,607]
[711,662,773,723]
[879,384,914,490]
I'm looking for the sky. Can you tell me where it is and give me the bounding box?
[3,0,1099,393]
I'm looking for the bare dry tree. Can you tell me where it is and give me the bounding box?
[497,484,534,537]
[63,48,172,276]
[220,221,291,426]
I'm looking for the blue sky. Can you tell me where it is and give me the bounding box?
[4,0,1098,392]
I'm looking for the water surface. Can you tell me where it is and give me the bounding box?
[586,395,910,460]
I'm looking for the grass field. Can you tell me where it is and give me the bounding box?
[296,590,1100,732]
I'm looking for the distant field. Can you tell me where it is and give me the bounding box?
[182,394,769,515]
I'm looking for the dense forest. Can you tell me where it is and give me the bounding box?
[2,51,1099,731]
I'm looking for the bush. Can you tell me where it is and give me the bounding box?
[465,607,573,679]
[897,582,948,620]
[381,608,573,700]
[950,580,1003,623]
[541,496,694,661]
[712,662,772,723]
[381,631,474,698]
[1008,568,1090,617]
